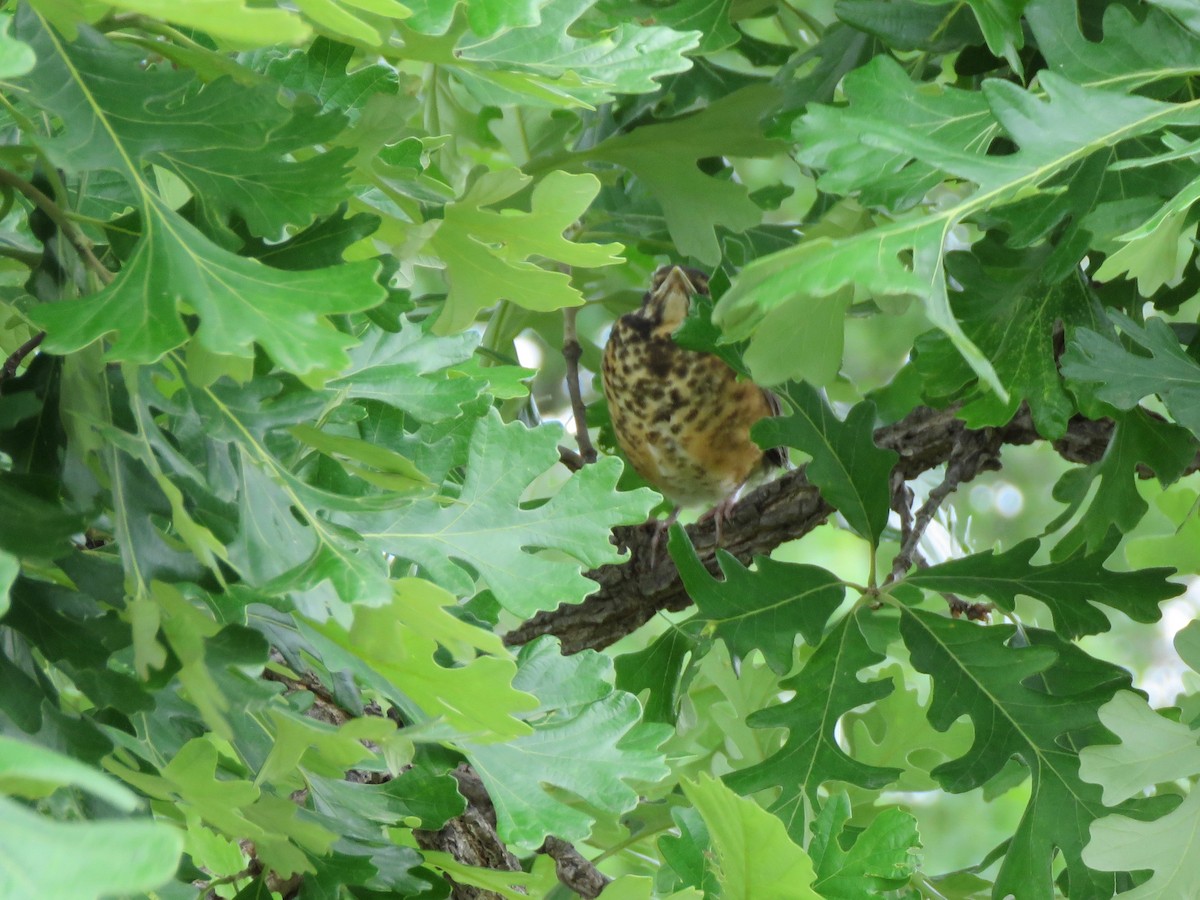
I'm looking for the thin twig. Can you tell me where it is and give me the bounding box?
[887,427,1002,584]
[558,445,585,471]
[0,168,114,285]
[562,305,597,464]
[0,331,45,392]
[890,468,914,550]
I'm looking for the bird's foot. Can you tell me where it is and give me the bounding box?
[647,506,681,566]
[698,494,739,547]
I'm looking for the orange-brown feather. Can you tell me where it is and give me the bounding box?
[602,266,781,509]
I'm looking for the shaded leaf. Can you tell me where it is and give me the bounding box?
[670,524,844,674]
[753,383,897,545]
[1048,407,1196,559]
[725,610,900,836]
[903,538,1183,639]
[900,609,1163,898]
[583,85,784,265]
[1063,312,1200,440]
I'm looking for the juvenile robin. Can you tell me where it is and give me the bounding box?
[602,265,785,544]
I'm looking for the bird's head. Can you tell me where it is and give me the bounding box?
[640,265,710,328]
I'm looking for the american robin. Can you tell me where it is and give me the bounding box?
[602,265,785,544]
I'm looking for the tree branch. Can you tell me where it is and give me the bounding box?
[562,305,598,464]
[505,405,1158,653]
[415,765,524,900]
[540,836,610,899]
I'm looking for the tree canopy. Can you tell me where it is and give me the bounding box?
[3,1,1200,898]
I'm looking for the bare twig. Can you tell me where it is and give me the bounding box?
[0,167,114,285]
[887,426,1003,583]
[890,467,914,551]
[0,330,45,391]
[540,836,610,899]
[558,445,586,472]
[562,305,597,464]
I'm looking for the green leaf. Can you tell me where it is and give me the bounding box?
[1025,0,1200,93]
[681,772,820,899]
[306,578,538,741]
[1048,407,1196,559]
[1093,174,1200,295]
[290,423,433,494]
[836,0,984,52]
[841,664,974,793]
[33,208,383,382]
[725,611,900,835]
[902,538,1183,639]
[108,737,334,877]
[752,383,897,545]
[0,796,183,900]
[101,0,309,46]
[359,410,659,617]
[954,0,1024,69]
[464,637,670,851]
[429,169,623,333]
[291,0,412,48]
[913,239,1101,439]
[239,207,384,270]
[258,711,397,787]
[614,626,696,724]
[308,766,464,836]
[642,0,738,53]
[268,36,399,117]
[0,12,34,78]
[19,14,334,216]
[0,735,137,808]
[457,0,700,106]
[583,84,784,265]
[0,475,87,557]
[0,550,14,618]
[1079,691,1200,805]
[1062,312,1200,440]
[16,15,385,379]
[808,793,920,897]
[1083,788,1200,900]
[669,524,845,674]
[899,609,1158,898]
[1127,485,1200,574]
[328,317,487,421]
[716,57,1200,396]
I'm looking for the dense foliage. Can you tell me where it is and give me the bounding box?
[4,0,1200,897]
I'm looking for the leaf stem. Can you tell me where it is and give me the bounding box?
[0,167,114,285]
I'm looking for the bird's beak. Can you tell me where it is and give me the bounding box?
[659,266,696,297]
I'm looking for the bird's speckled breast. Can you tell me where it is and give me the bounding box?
[602,313,775,507]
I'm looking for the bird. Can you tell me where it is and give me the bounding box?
[601,264,785,550]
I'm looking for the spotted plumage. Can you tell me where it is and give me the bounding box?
[602,265,784,525]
